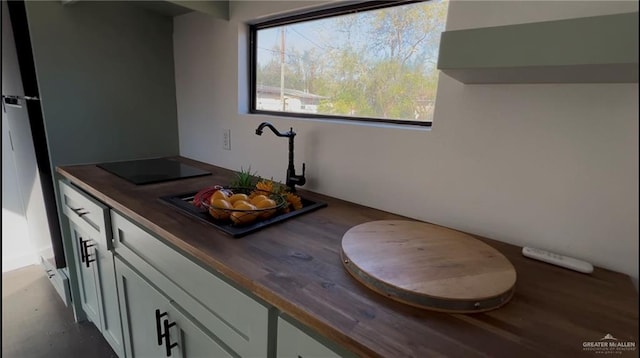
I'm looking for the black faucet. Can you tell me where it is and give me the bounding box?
[255,122,306,192]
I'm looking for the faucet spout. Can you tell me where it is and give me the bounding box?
[254,122,305,192]
[255,122,293,138]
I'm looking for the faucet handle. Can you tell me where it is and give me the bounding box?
[295,163,306,187]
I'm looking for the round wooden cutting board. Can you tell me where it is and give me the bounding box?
[341,220,516,313]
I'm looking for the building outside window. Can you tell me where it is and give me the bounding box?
[250,0,449,127]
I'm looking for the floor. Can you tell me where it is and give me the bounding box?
[2,265,117,358]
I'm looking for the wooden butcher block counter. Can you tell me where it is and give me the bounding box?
[57,156,638,357]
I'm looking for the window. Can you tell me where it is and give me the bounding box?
[250,0,449,127]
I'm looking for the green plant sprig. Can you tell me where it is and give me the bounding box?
[230,166,261,188]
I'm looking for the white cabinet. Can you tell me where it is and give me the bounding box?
[277,318,341,358]
[111,210,270,358]
[59,180,124,357]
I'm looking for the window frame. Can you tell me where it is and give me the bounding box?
[249,0,436,128]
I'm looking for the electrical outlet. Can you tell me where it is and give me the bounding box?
[223,129,231,150]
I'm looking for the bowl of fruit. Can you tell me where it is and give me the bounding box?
[191,181,303,226]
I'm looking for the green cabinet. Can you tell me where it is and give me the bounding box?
[59,178,352,358]
[437,12,639,83]
[59,180,124,357]
[40,256,71,308]
[111,210,270,357]
[69,223,101,325]
[277,317,346,358]
[115,257,232,358]
[94,236,124,356]
[114,256,165,357]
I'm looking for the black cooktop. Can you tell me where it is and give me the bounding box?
[97,158,211,185]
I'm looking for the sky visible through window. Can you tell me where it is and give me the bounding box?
[254,0,449,123]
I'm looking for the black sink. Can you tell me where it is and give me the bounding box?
[159,192,327,238]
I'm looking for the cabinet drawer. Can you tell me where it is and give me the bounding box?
[40,256,71,307]
[111,210,269,357]
[59,180,110,249]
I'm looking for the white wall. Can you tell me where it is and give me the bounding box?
[174,1,639,281]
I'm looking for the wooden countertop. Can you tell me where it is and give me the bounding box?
[57,157,639,358]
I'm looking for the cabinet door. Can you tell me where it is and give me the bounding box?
[94,244,124,357]
[69,219,124,357]
[111,210,269,357]
[116,257,234,358]
[116,257,167,358]
[167,302,233,358]
[70,224,102,328]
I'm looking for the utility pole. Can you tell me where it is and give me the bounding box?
[280,26,285,111]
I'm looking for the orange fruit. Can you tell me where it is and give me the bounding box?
[211,199,231,209]
[256,198,276,209]
[210,190,230,203]
[234,202,256,211]
[250,194,269,205]
[231,200,251,209]
[255,198,277,219]
[209,199,231,220]
[229,193,250,205]
[230,211,257,225]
